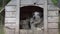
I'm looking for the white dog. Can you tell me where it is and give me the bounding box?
[20,11,43,30]
[30,11,43,30]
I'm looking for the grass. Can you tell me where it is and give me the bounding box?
[0,25,4,34]
[0,12,4,34]
[0,7,2,9]
[0,19,4,34]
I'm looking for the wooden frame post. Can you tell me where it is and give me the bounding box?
[15,0,20,34]
[44,0,48,34]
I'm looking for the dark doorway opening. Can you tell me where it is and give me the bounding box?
[20,6,43,29]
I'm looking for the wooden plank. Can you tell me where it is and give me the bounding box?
[36,0,44,4]
[44,0,48,34]
[20,30,44,34]
[5,24,16,28]
[20,4,33,7]
[5,18,16,22]
[5,27,15,34]
[21,4,44,8]
[48,23,58,28]
[21,0,33,4]
[48,29,59,34]
[37,4,44,8]
[21,0,44,5]
[48,4,59,10]
[5,22,16,24]
[48,11,58,16]
[47,0,53,4]
[7,0,17,6]
[5,6,16,11]
[15,0,20,34]
[48,17,59,22]
[5,12,16,18]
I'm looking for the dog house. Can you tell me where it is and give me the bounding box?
[5,0,59,34]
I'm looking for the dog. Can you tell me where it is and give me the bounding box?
[20,11,43,30]
[30,11,43,30]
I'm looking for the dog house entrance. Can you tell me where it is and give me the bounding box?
[20,6,43,30]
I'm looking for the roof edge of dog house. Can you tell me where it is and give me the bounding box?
[6,0,59,10]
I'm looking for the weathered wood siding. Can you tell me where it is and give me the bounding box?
[47,0,59,34]
[5,0,17,33]
[5,0,59,34]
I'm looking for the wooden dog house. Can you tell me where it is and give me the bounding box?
[5,0,59,34]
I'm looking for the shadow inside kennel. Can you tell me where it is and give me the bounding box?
[20,6,44,34]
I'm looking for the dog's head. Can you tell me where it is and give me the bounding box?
[33,11,40,17]
[32,11,43,19]
[30,11,43,29]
